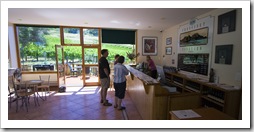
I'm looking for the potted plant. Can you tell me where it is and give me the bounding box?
[126,50,140,64]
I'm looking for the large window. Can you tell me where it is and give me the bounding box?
[17,25,60,71]
[15,26,137,73]
[63,27,80,44]
[101,43,135,64]
[83,29,99,44]
[101,29,136,64]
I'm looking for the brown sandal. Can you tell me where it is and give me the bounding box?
[103,102,112,106]
[100,99,108,103]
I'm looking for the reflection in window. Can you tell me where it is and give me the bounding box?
[17,26,60,71]
[83,29,99,44]
[64,28,80,44]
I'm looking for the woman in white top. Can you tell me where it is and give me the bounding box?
[113,56,129,110]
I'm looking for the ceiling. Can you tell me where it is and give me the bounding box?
[8,8,216,31]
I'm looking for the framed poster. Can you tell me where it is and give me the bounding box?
[142,36,157,56]
[217,10,236,34]
[166,47,172,55]
[166,37,172,45]
[180,27,208,47]
[215,44,233,64]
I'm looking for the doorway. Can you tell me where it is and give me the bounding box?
[56,45,100,87]
[83,48,99,86]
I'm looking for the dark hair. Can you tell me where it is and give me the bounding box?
[114,54,120,59]
[117,56,125,64]
[101,49,108,55]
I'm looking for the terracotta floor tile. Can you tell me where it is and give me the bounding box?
[8,86,142,120]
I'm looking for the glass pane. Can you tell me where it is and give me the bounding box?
[101,43,135,64]
[84,48,98,64]
[64,46,82,66]
[85,66,99,83]
[57,47,65,86]
[83,29,99,44]
[17,26,60,72]
[64,28,80,44]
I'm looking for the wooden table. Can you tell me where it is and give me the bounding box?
[27,80,45,101]
[17,80,44,102]
[170,107,235,120]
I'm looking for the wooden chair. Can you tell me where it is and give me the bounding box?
[8,76,16,109]
[14,80,39,112]
[68,63,78,77]
[36,75,50,100]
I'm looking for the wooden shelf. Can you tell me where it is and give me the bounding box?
[201,96,224,107]
[164,71,241,119]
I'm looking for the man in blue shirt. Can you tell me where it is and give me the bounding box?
[113,56,129,110]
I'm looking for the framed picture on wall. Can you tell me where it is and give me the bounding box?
[166,47,172,55]
[215,44,233,64]
[166,37,172,45]
[142,36,158,56]
[217,10,236,34]
[180,27,208,47]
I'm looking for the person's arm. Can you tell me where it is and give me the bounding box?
[104,68,109,78]
[147,60,152,70]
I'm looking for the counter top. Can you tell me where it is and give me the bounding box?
[165,71,240,91]
[125,65,160,85]
[170,107,235,120]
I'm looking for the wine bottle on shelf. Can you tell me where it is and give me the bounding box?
[209,68,215,83]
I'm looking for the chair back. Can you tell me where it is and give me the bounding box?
[8,76,15,94]
[11,79,33,97]
[39,75,50,86]
[13,68,22,82]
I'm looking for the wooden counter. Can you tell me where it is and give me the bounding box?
[164,71,241,119]
[170,107,235,120]
[125,65,170,120]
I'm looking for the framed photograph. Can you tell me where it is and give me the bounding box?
[166,47,172,55]
[166,37,172,45]
[142,36,157,56]
[180,27,208,47]
[215,44,233,64]
[217,10,236,34]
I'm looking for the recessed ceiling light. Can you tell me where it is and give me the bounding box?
[110,20,120,24]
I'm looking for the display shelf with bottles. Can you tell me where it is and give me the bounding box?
[185,79,201,93]
[164,72,184,92]
[163,70,241,119]
[202,85,225,103]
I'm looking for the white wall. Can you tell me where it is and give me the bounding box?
[8,23,18,68]
[159,8,242,86]
[136,30,162,65]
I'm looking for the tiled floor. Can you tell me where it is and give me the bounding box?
[8,86,142,120]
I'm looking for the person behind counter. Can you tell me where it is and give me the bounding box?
[113,56,129,110]
[146,55,157,79]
